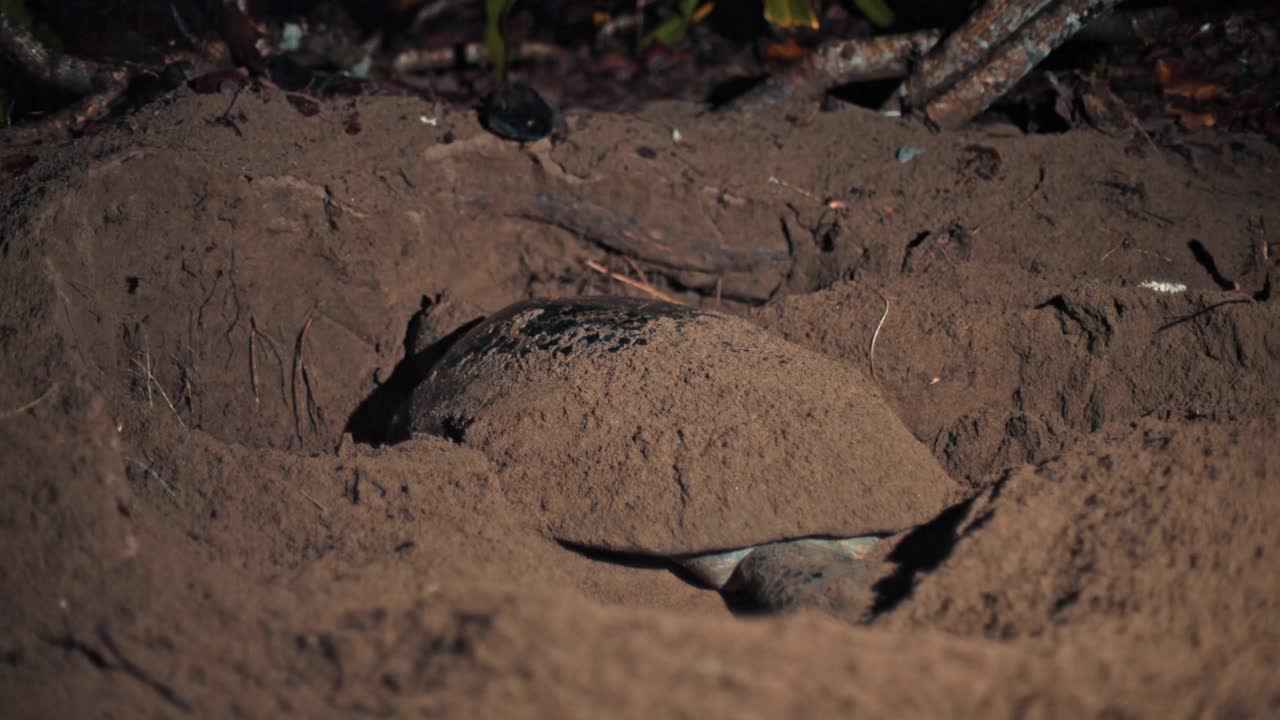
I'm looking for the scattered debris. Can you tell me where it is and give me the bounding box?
[902,224,973,274]
[1139,280,1188,294]
[895,145,924,163]
[959,145,1001,180]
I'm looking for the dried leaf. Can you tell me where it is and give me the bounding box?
[1163,82,1227,103]
[764,0,819,30]
[1164,103,1216,131]
[764,38,808,62]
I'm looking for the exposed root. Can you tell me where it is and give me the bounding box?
[290,316,314,441]
[0,383,56,419]
[289,316,327,441]
[130,355,187,429]
[869,295,891,382]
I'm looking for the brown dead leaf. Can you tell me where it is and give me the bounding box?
[1163,82,1227,103]
[765,38,808,62]
[1165,104,1217,131]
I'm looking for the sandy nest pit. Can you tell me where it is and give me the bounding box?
[1,88,1278,717]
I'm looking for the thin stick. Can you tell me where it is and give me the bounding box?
[869,295,890,381]
[585,260,683,305]
[299,488,328,513]
[126,458,176,496]
[140,352,154,405]
[130,357,187,429]
[290,316,314,440]
[0,383,55,419]
[624,257,648,284]
[248,316,261,408]
[767,175,818,202]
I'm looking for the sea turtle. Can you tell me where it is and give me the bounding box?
[392,296,959,612]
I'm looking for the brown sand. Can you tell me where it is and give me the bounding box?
[1,88,1277,717]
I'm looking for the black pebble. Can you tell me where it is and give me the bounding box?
[480,82,554,142]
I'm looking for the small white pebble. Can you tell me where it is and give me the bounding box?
[347,55,373,79]
[280,23,304,52]
[1139,280,1188,294]
[419,116,439,126]
[671,128,683,143]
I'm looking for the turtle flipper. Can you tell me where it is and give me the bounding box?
[676,547,755,589]
[731,541,882,616]
[675,536,881,608]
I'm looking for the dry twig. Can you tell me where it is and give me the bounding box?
[249,316,262,408]
[0,383,56,419]
[130,355,187,429]
[299,487,328,513]
[126,457,176,496]
[585,260,683,304]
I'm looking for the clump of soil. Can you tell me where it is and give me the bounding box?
[0,82,1277,717]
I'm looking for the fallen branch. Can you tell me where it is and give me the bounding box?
[921,0,1125,130]
[730,30,942,113]
[0,13,114,96]
[904,0,1057,109]
[0,13,129,144]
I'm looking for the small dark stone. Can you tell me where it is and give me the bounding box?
[480,82,554,142]
[286,94,321,117]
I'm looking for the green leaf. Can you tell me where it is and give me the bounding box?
[763,0,818,30]
[644,0,701,48]
[485,0,514,83]
[853,0,894,29]
[0,0,34,27]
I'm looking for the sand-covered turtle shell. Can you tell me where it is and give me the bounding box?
[396,297,958,555]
